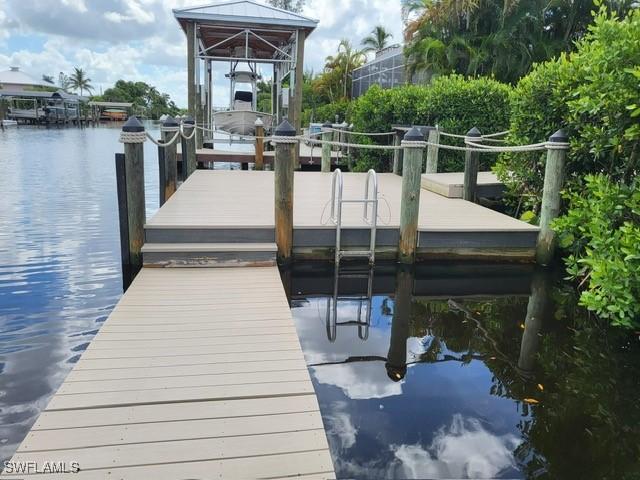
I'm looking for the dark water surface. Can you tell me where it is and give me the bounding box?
[290,264,640,479]
[0,123,161,461]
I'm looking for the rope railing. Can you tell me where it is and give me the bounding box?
[327,127,395,137]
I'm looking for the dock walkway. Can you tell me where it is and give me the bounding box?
[144,170,538,263]
[2,267,335,479]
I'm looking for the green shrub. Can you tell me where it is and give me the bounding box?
[301,100,351,127]
[552,175,640,329]
[349,76,512,171]
[495,7,640,214]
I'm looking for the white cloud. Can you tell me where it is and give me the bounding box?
[61,0,87,13]
[393,414,521,479]
[0,0,404,107]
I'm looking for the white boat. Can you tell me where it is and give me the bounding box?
[1,119,17,127]
[213,70,272,136]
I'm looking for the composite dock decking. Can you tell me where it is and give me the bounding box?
[421,171,504,198]
[2,267,335,479]
[144,170,538,261]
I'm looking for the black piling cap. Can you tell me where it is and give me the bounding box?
[322,121,333,128]
[275,119,296,136]
[163,116,179,127]
[403,126,425,141]
[416,125,435,136]
[182,116,195,125]
[122,116,144,132]
[466,126,482,137]
[549,129,569,143]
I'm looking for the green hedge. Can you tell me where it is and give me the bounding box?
[495,7,640,214]
[349,76,512,172]
[301,100,351,127]
[552,175,640,330]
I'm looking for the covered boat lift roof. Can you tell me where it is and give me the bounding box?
[0,89,87,103]
[173,0,318,148]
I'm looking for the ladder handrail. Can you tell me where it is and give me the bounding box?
[329,168,378,265]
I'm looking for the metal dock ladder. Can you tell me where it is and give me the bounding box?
[325,264,374,342]
[330,169,378,265]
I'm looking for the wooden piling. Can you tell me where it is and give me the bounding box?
[181,116,196,180]
[118,117,146,286]
[254,118,265,171]
[398,127,426,264]
[160,116,179,206]
[425,126,439,173]
[536,129,569,265]
[321,122,332,172]
[463,127,482,202]
[392,130,403,175]
[273,120,297,264]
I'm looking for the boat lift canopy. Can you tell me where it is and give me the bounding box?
[173,0,318,141]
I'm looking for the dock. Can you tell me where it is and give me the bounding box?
[178,142,343,167]
[421,171,505,198]
[143,170,538,264]
[2,267,335,479]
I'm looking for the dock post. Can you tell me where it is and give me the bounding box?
[254,118,265,171]
[321,122,332,172]
[181,116,196,180]
[536,129,569,265]
[398,127,426,264]
[273,119,297,265]
[392,130,403,175]
[425,126,439,173]
[117,117,146,288]
[159,116,179,206]
[463,127,482,202]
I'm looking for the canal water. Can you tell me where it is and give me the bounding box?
[1,125,639,478]
[289,264,640,479]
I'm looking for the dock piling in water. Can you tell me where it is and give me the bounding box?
[181,116,196,180]
[536,129,569,265]
[399,127,426,264]
[273,120,297,265]
[254,118,265,171]
[392,129,403,175]
[463,127,482,202]
[425,126,439,173]
[160,116,179,206]
[321,122,332,172]
[117,117,146,287]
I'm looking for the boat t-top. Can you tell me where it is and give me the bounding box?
[213,62,273,136]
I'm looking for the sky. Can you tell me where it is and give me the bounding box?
[0,0,404,108]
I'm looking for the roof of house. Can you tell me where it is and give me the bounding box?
[0,67,53,88]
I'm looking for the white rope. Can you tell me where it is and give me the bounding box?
[546,142,570,150]
[482,130,510,138]
[119,131,146,144]
[304,136,400,151]
[401,140,428,148]
[270,135,298,144]
[328,127,395,137]
[180,124,196,140]
[145,129,181,147]
[465,139,547,152]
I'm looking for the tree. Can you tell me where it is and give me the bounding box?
[403,0,636,84]
[267,0,304,12]
[322,39,366,100]
[68,67,93,96]
[42,74,54,85]
[98,80,179,119]
[362,25,393,53]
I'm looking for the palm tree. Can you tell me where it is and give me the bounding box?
[362,25,393,53]
[68,67,93,96]
[324,39,366,99]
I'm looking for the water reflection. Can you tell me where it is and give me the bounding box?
[291,262,640,479]
[0,124,160,461]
